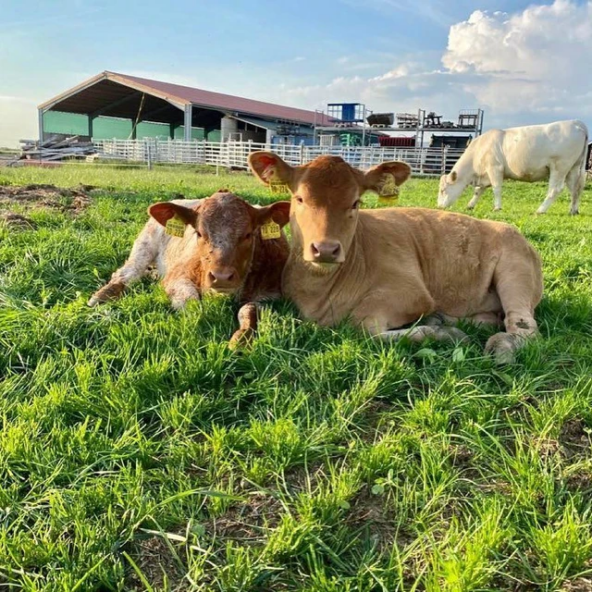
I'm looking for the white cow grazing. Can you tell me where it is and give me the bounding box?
[438,120,589,215]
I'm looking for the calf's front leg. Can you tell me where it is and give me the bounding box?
[162,277,201,310]
[228,302,259,350]
[88,224,159,307]
[354,295,468,345]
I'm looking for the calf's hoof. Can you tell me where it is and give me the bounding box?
[484,333,518,365]
[493,207,502,212]
[569,209,579,216]
[228,328,255,350]
[87,282,125,307]
[535,208,546,215]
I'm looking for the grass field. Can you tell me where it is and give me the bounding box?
[0,163,591,591]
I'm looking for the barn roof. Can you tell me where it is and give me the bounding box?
[39,71,332,126]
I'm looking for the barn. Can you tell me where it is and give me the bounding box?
[38,71,332,145]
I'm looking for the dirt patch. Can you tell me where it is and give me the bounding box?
[204,493,284,545]
[0,184,94,216]
[562,577,592,591]
[126,535,186,592]
[347,488,400,551]
[0,212,37,230]
[560,418,591,459]
[565,470,592,493]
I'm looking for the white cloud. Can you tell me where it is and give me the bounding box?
[442,0,592,117]
[274,0,592,130]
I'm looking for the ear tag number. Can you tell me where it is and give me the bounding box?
[261,220,281,240]
[263,164,290,195]
[377,174,399,203]
[165,215,186,237]
[269,182,290,195]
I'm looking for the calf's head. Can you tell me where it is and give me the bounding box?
[248,152,411,272]
[149,191,290,294]
[437,171,464,208]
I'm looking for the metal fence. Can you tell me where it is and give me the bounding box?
[93,139,466,176]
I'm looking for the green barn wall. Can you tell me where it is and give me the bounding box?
[92,117,133,140]
[43,111,219,141]
[43,111,90,136]
[136,121,170,139]
[173,125,206,140]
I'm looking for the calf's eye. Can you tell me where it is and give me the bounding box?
[352,200,361,209]
[197,230,203,238]
[244,232,252,241]
[295,196,304,204]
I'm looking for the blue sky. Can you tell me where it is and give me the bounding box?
[1,0,590,146]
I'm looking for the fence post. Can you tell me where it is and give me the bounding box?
[146,142,152,170]
[442,145,448,175]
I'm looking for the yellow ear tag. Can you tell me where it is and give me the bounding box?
[376,175,400,205]
[377,195,399,205]
[260,220,281,240]
[264,164,290,195]
[269,182,290,195]
[165,215,186,237]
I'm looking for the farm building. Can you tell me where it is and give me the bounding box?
[38,71,332,145]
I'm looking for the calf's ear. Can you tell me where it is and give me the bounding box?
[248,152,295,189]
[362,161,411,196]
[148,202,200,227]
[252,201,291,228]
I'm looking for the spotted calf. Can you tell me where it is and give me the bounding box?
[88,190,291,347]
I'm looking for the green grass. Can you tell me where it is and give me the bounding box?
[0,163,591,591]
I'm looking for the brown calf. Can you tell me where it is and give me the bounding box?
[88,190,290,347]
[248,152,544,364]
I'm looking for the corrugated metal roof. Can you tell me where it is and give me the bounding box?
[39,71,332,127]
[233,115,279,132]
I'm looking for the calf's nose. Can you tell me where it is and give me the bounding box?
[208,269,235,283]
[311,241,342,263]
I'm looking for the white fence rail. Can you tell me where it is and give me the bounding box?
[93,139,466,176]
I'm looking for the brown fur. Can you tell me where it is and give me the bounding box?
[249,152,544,363]
[88,191,290,346]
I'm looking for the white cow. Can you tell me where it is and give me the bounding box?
[438,120,589,215]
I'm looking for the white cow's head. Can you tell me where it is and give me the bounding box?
[437,170,465,208]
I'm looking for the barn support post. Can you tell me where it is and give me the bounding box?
[38,108,45,143]
[88,115,94,140]
[184,105,193,142]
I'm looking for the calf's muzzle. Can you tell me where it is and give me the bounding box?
[310,240,343,264]
[206,267,239,290]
